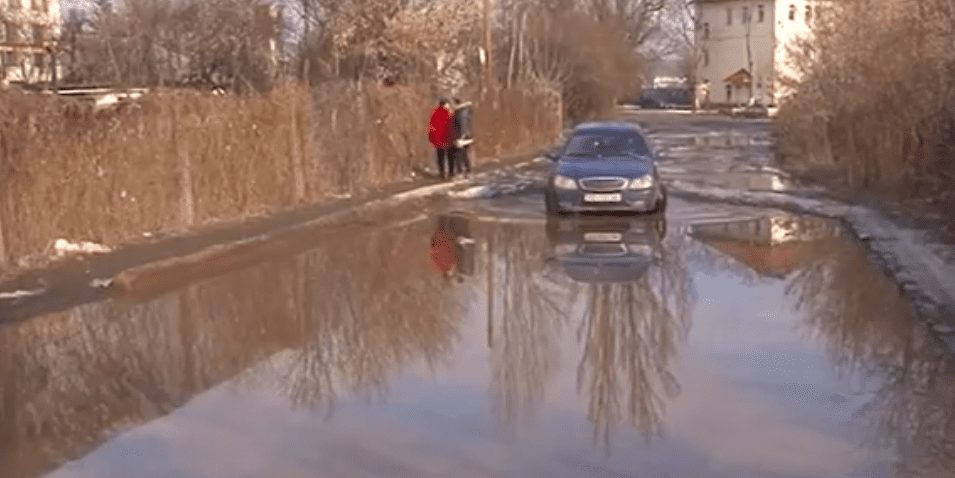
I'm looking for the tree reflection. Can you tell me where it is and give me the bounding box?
[0,214,461,478]
[573,231,692,452]
[486,221,576,427]
[265,219,461,415]
[786,232,955,477]
[485,216,693,453]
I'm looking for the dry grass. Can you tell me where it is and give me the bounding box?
[0,82,561,265]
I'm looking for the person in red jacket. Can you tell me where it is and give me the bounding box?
[428,99,455,179]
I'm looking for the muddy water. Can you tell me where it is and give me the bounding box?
[1,189,953,478]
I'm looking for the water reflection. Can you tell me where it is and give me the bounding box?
[0,217,460,478]
[485,219,570,428]
[3,206,955,477]
[785,230,955,477]
[688,214,840,281]
[690,213,955,477]
[544,215,693,451]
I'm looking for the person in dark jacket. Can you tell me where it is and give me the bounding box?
[428,99,455,179]
[451,97,474,177]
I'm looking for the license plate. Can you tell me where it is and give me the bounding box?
[584,193,622,203]
[584,232,623,242]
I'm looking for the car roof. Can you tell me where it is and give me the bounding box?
[572,122,645,135]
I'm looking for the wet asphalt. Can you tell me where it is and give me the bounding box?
[1,111,953,478]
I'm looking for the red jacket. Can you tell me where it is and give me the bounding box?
[430,229,457,274]
[428,106,453,149]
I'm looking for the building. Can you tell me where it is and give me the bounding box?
[688,215,840,279]
[0,0,61,85]
[695,0,824,106]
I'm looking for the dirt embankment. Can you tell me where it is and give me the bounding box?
[0,83,562,268]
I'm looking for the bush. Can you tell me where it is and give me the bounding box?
[775,0,955,195]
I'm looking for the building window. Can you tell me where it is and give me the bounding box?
[742,6,750,23]
[727,7,733,25]
[7,0,20,10]
[32,25,45,44]
[1,51,17,68]
[757,4,765,22]
[2,22,16,43]
[32,52,44,71]
[726,84,733,102]
[703,22,710,39]
[789,4,797,20]
[805,5,813,22]
[703,48,709,66]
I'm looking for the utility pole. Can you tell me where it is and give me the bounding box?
[482,0,493,91]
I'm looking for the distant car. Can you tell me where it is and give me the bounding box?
[545,215,666,284]
[634,87,692,110]
[543,122,667,215]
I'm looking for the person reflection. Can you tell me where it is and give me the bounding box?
[430,214,474,283]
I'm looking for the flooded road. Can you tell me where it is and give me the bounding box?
[3,113,955,478]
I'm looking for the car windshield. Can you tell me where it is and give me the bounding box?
[563,132,652,158]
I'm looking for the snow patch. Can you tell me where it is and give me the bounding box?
[51,239,112,257]
[0,288,45,301]
[447,179,536,199]
[90,278,113,289]
[449,185,492,199]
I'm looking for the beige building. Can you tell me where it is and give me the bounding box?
[696,0,822,106]
[0,0,61,84]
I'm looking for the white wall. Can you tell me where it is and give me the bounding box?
[698,0,777,105]
[772,0,815,104]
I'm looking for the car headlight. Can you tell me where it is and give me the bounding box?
[553,175,578,190]
[629,174,654,190]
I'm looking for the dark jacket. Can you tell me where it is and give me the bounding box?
[452,102,473,141]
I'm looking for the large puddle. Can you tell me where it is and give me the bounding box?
[1,195,953,478]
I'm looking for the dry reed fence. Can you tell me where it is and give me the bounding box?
[0,82,561,266]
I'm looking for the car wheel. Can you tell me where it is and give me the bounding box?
[545,193,562,216]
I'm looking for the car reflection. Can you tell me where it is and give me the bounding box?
[545,215,666,283]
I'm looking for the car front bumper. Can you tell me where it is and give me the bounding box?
[552,187,661,213]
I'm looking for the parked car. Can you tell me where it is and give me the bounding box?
[545,215,666,284]
[633,87,692,110]
[543,122,667,215]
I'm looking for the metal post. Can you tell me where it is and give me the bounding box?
[486,232,494,349]
[483,0,493,91]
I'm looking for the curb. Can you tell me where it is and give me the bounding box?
[0,155,544,323]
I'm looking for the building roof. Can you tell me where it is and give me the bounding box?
[724,68,753,86]
[698,238,819,279]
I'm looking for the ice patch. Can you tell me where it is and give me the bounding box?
[447,179,535,199]
[449,185,492,199]
[0,288,44,301]
[91,278,113,289]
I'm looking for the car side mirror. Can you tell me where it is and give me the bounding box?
[544,149,561,161]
